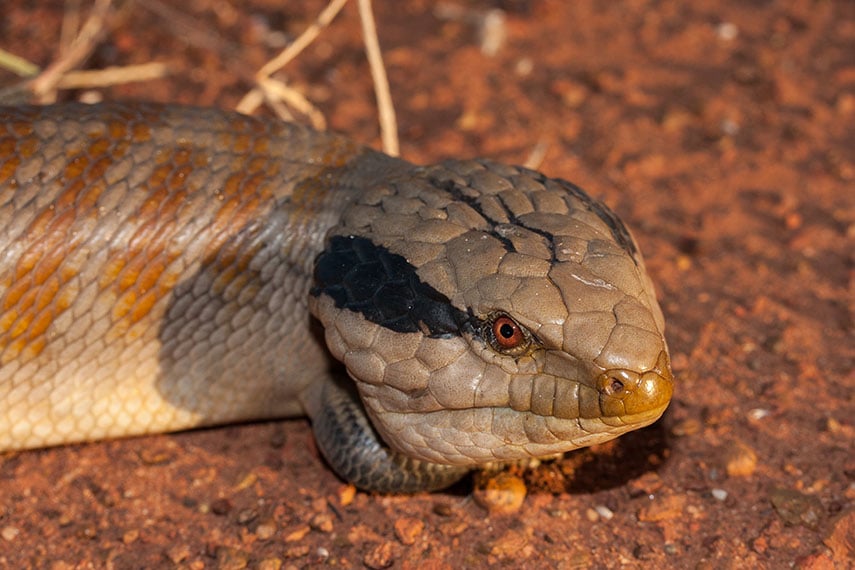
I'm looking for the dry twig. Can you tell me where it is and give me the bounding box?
[238,0,400,154]
[237,0,349,129]
[7,0,399,155]
[357,0,398,155]
[0,49,40,78]
[56,63,170,90]
[30,0,114,102]
[523,140,549,170]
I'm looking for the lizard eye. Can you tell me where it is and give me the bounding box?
[486,314,532,355]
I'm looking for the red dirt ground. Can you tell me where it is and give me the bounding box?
[0,1,852,568]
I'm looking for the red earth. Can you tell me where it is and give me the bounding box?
[0,1,852,568]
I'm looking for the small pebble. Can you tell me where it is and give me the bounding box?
[515,57,534,76]
[166,544,191,564]
[747,408,770,421]
[472,472,527,514]
[637,495,686,523]
[257,559,282,570]
[490,528,530,557]
[769,487,824,530]
[283,545,311,559]
[256,519,277,540]
[711,488,728,501]
[432,503,454,517]
[826,417,846,434]
[310,513,334,533]
[210,498,233,516]
[1,526,19,541]
[823,509,855,562]
[215,546,249,570]
[237,509,258,525]
[393,517,424,545]
[594,505,615,520]
[671,418,702,437]
[338,484,357,507]
[438,520,470,537]
[232,472,257,492]
[725,441,758,477]
[716,22,739,41]
[363,541,396,569]
[284,525,311,542]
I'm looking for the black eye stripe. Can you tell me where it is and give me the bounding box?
[312,236,473,338]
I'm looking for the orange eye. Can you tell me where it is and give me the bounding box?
[492,315,525,349]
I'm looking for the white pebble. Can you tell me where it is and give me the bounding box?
[1,526,19,541]
[594,505,614,520]
[717,22,739,41]
[747,408,770,421]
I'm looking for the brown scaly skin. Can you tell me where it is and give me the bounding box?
[0,102,672,492]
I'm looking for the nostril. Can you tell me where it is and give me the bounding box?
[608,377,625,394]
[598,365,673,419]
[599,369,633,397]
